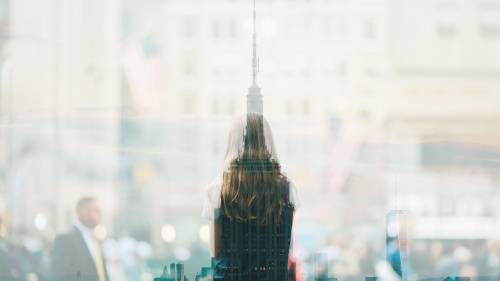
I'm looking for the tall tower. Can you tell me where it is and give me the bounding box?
[386,177,408,281]
[247,0,263,114]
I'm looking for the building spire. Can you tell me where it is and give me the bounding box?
[395,173,398,210]
[247,0,263,114]
[252,0,258,87]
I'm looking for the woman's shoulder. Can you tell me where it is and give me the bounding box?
[278,174,300,210]
[209,175,222,188]
[202,175,223,221]
[206,175,222,199]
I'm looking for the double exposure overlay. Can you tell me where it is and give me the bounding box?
[1,0,500,280]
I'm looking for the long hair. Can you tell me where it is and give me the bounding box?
[220,113,285,225]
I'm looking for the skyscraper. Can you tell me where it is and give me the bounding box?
[386,209,408,281]
[246,0,263,115]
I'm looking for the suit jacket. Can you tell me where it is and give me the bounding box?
[51,226,108,281]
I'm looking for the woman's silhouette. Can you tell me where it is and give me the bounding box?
[202,113,299,281]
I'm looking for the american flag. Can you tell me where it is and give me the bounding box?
[121,36,163,113]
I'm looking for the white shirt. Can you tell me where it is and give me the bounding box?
[74,219,97,261]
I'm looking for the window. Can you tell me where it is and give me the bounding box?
[338,61,347,76]
[323,62,336,77]
[479,3,500,38]
[323,18,332,40]
[301,18,311,38]
[420,142,498,167]
[365,57,378,77]
[229,20,237,39]
[212,20,238,39]
[340,20,349,39]
[286,100,292,115]
[228,99,235,115]
[180,127,196,151]
[212,98,219,115]
[213,21,220,38]
[183,94,193,114]
[212,138,220,153]
[437,5,458,37]
[184,18,195,38]
[303,99,309,116]
[366,19,376,40]
[183,59,194,76]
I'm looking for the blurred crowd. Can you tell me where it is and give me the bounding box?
[0,229,157,281]
[301,238,500,281]
[2,218,500,281]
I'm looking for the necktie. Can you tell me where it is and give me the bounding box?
[92,235,107,281]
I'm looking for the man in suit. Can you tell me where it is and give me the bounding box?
[51,197,108,281]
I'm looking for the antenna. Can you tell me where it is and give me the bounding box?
[247,0,263,114]
[252,0,259,86]
[394,173,398,210]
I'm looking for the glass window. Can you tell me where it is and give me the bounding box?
[6,2,500,279]
[213,20,220,38]
[212,98,219,115]
[184,18,195,38]
[184,94,193,114]
[229,20,237,39]
[212,138,220,153]
[437,5,458,37]
[479,3,500,38]
[228,98,235,115]
[366,19,376,40]
[420,142,499,167]
[340,20,349,39]
[338,61,347,76]
[184,58,195,76]
[323,18,332,40]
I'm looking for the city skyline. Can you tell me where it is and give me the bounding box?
[1,0,500,280]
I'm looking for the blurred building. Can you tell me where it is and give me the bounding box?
[0,0,10,187]
[112,0,500,247]
[0,0,121,234]
[388,0,500,145]
[117,0,391,247]
[0,0,499,256]
[384,0,500,240]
